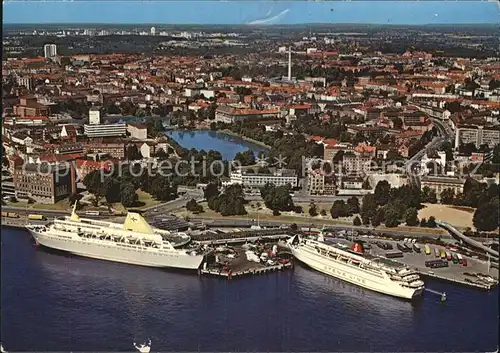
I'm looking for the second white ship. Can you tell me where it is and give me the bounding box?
[287,234,425,300]
[26,205,207,270]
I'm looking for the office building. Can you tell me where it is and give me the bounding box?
[84,123,127,138]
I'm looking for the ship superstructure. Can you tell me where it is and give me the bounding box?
[26,205,206,270]
[288,235,425,300]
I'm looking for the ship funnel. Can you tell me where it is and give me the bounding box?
[351,242,364,254]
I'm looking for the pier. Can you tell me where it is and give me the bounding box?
[200,262,293,279]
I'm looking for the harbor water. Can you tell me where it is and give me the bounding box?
[165,130,269,160]
[1,228,498,351]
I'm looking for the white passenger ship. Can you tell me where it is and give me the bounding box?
[26,205,206,270]
[288,235,425,300]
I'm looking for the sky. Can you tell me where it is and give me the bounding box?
[2,1,500,25]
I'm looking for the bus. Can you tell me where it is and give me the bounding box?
[425,259,449,268]
[27,214,46,221]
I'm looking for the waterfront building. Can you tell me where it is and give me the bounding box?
[127,123,148,140]
[13,163,73,204]
[225,168,298,189]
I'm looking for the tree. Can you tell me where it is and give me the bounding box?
[126,144,142,161]
[362,179,371,190]
[371,208,384,227]
[421,186,438,204]
[83,170,107,206]
[204,183,219,200]
[346,196,360,215]
[404,207,419,226]
[309,203,318,217]
[186,198,204,213]
[320,209,327,216]
[374,180,391,206]
[234,149,255,166]
[104,177,121,203]
[272,209,281,216]
[353,216,362,226]
[360,193,377,222]
[154,148,168,160]
[473,201,499,231]
[208,184,246,216]
[420,218,428,227]
[440,188,456,205]
[330,200,348,219]
[384,207,401,228]
[150,175,177,201]
[121,182,138,207]
[427,216,437,228]
[290,223,298,231]
[260,183,294,212]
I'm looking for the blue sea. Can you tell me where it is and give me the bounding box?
[1,227,498,352]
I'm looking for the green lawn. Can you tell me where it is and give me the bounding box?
[135,190,162,210]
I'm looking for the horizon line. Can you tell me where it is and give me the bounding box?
[4,22,499,26]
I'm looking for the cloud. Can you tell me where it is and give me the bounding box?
[247,9,290,25]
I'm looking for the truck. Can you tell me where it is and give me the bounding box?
[27,214,46,221]
[1,212,19,218]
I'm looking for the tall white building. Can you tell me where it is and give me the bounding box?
[43,44,57,59]
[88,107,101,125]
[151,26,156,36]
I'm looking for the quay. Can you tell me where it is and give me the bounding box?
[200,262,293,279]
[419,271,497,290]
[362,238,499,291]
[196,233,290,245]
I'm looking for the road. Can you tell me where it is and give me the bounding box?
[189,215,452,239]
[437,220,499,259]
[405,118,451,187]
[244,195,351,203]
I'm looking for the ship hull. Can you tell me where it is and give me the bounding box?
[291,246,423,300]
[29,230,204,270]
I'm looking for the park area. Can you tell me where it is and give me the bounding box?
[418,203,474,229]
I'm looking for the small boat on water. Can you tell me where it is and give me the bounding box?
[134,339,151,353]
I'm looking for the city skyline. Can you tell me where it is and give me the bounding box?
[3,1,500,25]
